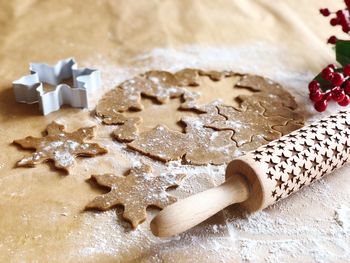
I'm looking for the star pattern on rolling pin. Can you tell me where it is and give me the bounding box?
[251,110,350,202]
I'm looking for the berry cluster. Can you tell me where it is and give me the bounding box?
[309,64,350,112]
[320,0,350,44]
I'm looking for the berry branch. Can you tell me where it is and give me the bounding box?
[308,1,350,112]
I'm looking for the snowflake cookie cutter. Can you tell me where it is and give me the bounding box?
[13,57,101,115]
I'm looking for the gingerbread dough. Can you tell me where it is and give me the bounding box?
[96,70,304,164]
[113,117,141,142]
[181,105,238,164]
[128,125,188,162]
[13,122,107,173]
[86,163,185,228]
[129,103,239,164]
[205,104,286,146]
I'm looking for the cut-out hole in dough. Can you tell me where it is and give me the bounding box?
[96,69,304,165]
[123,75,258,133]
[185,75,257,109]
[124,97,198,133]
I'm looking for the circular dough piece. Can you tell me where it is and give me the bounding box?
[96,69,304,165]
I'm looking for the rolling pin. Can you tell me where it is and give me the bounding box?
[150,110,350,237]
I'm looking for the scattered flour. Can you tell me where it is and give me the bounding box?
[75,43,350,262]
[334,206,350,230]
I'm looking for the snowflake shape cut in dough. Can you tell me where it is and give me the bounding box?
[95,70,304,165]
[13,121,107,174]
[86,163,185,228]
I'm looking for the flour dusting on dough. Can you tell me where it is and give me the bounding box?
[78,44,350,262]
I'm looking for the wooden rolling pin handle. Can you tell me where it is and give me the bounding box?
[150,174,250,237]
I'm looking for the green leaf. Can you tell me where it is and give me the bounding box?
[313,68,343,92]
[336,40,350,66]
[314,73,332,92]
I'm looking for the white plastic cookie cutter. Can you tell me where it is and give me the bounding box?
[12,57,101,115]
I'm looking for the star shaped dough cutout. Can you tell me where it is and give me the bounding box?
[86,163,185,228]
[13,121,107,173]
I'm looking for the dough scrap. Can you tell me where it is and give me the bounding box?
[96,69,304,164]
[273,120,304,136]
[113,117,141,142]
[206,104,287,146]
[128,125,188,162]
[174,68,200,86]
[129,105,238,164]
[199,70,226,81]
[86,163,185,228]
[13,122,107,173]
[96,86,143,114]
[184,122,237,164]
[96,75,201,125]
[237,74,298,110]
[182,103,238,164]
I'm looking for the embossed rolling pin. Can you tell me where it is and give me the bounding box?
[150,110,350,237]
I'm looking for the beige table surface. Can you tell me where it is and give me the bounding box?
[0,1,349,262]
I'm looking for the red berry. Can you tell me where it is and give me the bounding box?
[328,36,338,44]
[323,91,333,101]
[320,8,331,16]
[338,94,350,106]
[344,81,350,94]
[346,0,350,9]
[331,87,346,102]
[337,10,350,32]
[336,10,346,20]
[308,80,320,93]
[344,64,350,76]
[321,67,334,81]
[327,64,336,70]
[314,100,328,112]
[309,90,323,102]
[342,25,350,33]
[330,17,340,26]
[336,10,343,17]
[332,72,345,85]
